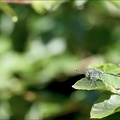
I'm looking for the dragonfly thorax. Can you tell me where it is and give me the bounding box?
[86,68,104,80]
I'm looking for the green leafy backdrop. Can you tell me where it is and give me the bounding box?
[1,0,120,120]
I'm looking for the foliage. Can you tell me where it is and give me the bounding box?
[72,63,120,118]
[1,0,120,120]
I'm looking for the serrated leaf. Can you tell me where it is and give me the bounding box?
[91,94,120,118]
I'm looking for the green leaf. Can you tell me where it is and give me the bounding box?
[98,63,120,89]
[103,63,120,74]
[72,78,107,90]
[31,1,65,14]
[102,74,120,90]
[91,94,120,118]
[109,0,120,8]
[72,63,120,93]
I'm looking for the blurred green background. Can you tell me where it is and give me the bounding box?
[1,0,120,120]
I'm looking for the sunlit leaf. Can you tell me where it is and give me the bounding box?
[31,1,65,14]
[103,63,120,73]
[109,0,120,8]
[72,78,107,90]
[91,94,120,118]
[102,74,120,90]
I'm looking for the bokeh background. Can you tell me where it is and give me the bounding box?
[1,0,120,120]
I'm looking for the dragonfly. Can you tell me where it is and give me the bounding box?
[76,68,120,90]
[85,68,120,80]
[77,68,120,82]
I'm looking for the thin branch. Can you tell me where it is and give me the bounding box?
[2,0,31,4]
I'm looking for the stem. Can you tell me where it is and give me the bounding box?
[2,0,31,4]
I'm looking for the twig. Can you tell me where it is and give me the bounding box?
[2,0,31,4]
